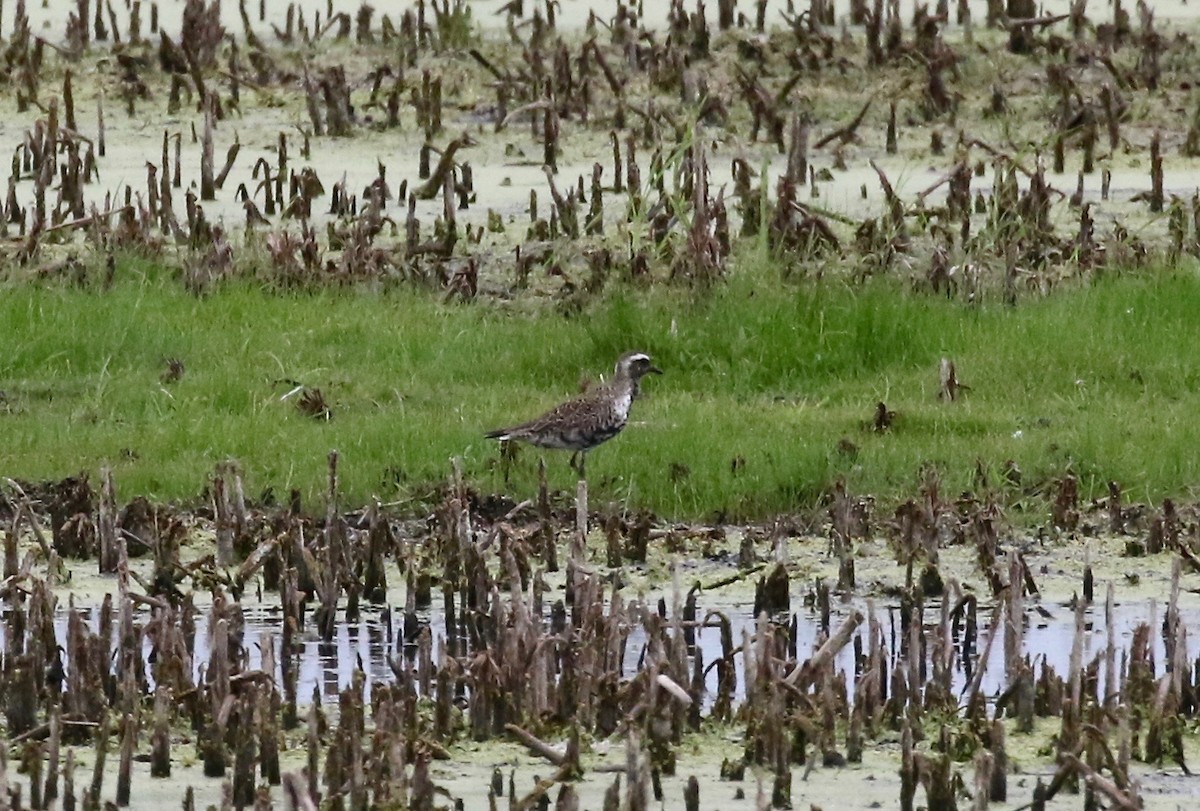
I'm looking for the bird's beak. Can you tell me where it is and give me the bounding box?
[648,365,663,375]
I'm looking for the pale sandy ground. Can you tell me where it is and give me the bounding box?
[7,0,1200,37]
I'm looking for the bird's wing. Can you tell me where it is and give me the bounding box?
[487,391,606,439]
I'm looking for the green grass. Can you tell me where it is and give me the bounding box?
[4,254,1200,521]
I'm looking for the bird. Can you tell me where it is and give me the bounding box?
[485,351,662,478]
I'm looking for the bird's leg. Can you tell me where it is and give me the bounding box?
[571,448,590,482]
[498,439,515,484]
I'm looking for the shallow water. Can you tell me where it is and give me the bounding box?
[4,530,1197,810]
[2,587,1188,710]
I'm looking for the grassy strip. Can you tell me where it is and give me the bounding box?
[3,255,1200,520]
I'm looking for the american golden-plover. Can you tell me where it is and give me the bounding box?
[486,351,662,476]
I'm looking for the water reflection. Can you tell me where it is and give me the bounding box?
[0,595,1188,708]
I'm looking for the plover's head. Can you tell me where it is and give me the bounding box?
[615,351,663,381]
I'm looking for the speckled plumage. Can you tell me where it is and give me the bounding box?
[486,352,661,467]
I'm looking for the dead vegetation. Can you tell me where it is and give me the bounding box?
[0,0,1190,303]
[1,456,1196,809]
